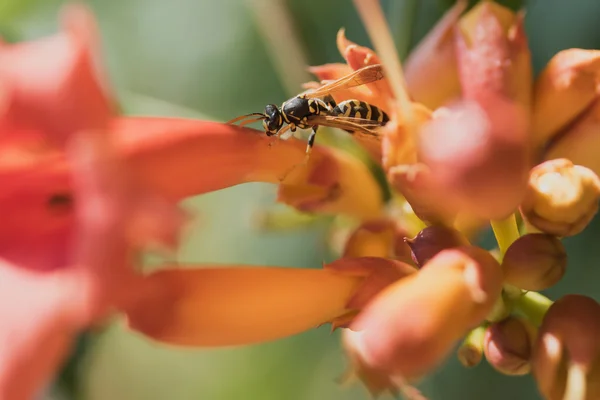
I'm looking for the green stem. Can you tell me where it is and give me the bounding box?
[486,294,510,322]
[457,324,487,367]
[390,196,427,237]
[514,291,553,327]
[253,208,322,231]
[388,0,419,60]
[490,213,520,258]
[246,0,311,97]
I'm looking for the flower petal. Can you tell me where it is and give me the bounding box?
[1,118,383,251]
[544,97,600,176]
[381,102,432,170]
[0,259,80,400]
[532,295,600,400]
[456,2,532,113]
[113,118,305,199]
[122,266,362,347]
[114,117,384,219]
[341,219,412,261]
[335,28,394,112]
[346,246,503,382]
[276,144,385,220]
[308,63,354,82]
[0,127,177,399]
[418,98,530,220]
[0,3,114,146]
[404,0,467,110]
[532,49,600,147]
[0,145,72,271]
[325,257,417,311]
[387,162,456,226]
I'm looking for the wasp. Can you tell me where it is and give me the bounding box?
[227,64,390,154]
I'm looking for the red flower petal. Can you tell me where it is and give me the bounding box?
[122,266,362,347]
[0,4,115,146]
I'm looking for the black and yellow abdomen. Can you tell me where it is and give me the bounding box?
[331,99,389,125]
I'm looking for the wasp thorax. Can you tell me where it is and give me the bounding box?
[263,104,282,136]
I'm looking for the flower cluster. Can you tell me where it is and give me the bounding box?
[3,1,600,400]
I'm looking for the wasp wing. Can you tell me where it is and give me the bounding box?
[306,114,385,138]
[303,64,384,99]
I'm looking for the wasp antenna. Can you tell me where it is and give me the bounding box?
[239,117,266,127]
[226,113,266,125]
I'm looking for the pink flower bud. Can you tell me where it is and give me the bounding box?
[532,295,600,400]
[484,316,537,376]
[455,2,532,113]
[405,225,470,267]
[345,246,503,384]
[419,97,530,220]
[501,233,566,291]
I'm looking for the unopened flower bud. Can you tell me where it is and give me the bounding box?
[532,49,600,147]
[404,0,466,110]
[405,225,469,267]
[544,99,600,179]
[521,158,600,237]
[456,1,532,112]
[501,233,567,291]
[387,163,457,226]
[419,97,530,220]
[484,316,537,376]
[346,246,503,382]
[341,329,400,398]
[341,327,429,399]
[326,257,417,318]
[457,325,486,368]
[532,295,600,400]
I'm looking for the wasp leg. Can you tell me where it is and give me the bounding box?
[276,126,317,183]
[279,129,294,140]
[268,125,291,148]
[305,126,319,161]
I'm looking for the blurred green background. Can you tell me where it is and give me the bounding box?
[4,0,600,399]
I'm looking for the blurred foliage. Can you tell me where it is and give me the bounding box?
[3,0,600,399]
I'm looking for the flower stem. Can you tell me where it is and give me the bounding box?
[246,0,311,97]
[514,291,553,327]
[490,213,520,258]
[487,294,510,323]
[388,0,419,60]
[457,324,487,368]
[253,208,323,231]
[353,0,414,123]
[393,197,427,237]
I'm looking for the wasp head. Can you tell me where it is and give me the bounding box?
[263,104,282,136]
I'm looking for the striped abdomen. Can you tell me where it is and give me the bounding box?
[331,99,390,124]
